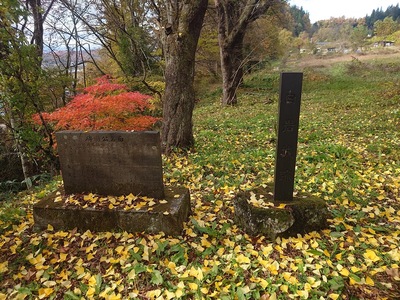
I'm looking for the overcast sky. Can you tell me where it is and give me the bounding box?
[289,0,400,23]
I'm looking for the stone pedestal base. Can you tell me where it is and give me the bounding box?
[233,186,331,239]
[33,187,190,236]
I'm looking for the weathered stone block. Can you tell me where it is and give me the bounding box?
[56,131,164,198]
[33,186,190,236]
[234,194,295,239]
[233,186,331,239]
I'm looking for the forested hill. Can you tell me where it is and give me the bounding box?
[291,3,400,30]
[366,4,400,28]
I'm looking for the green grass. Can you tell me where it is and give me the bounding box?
[0,57,399,299]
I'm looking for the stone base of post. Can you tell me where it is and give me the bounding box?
[233,185,331,239]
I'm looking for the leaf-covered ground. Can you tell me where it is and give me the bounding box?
[0,58,399,299]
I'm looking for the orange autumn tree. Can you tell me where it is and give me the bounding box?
[34,76,159,131]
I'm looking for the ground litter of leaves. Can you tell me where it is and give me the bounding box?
[59,193,170,212]
[1,59,400,299]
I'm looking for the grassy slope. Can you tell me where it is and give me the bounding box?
[0,57,399,299]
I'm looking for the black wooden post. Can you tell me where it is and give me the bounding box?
[273,72,303,202]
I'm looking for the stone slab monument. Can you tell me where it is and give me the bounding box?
[56,131,164,198]
[234,73,330,238]
[34,131,190,235]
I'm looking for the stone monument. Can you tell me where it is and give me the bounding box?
[234,73,330,238]
[56,131,164,198]
[34,131,190,235]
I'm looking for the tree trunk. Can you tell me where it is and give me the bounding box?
[215,0,280,106]
[28,0,44,59]
[219,34,245,106]
[162,41,196,152]
[8,109,32,189]
[27,0,56,61]
[161,0,208,153]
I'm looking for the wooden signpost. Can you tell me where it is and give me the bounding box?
[273,72,303,202]
[234,71,330,237]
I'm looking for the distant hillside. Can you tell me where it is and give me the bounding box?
[42,49,101,69]
[366,4,400,28]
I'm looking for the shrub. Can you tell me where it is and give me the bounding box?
[33,75,160,131]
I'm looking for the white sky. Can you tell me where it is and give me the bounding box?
[289,0,400,23]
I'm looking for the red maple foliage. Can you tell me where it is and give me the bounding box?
[33,75,159,131]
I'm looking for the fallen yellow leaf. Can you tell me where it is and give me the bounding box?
[259,278,269,289]
[0,262,8,273]
[106,293,122,300]
[86,286,95,298]
[364,249,380,263]
[236,254,251,264]
[188,282,198,291]
[328,293,340,300]
[297,290,308,298]
[365,276,375,286]
[38,288,54,299]
[340,268,350,277]
[127,269,136,280]
[164,290,175,300]
[146,289,161,298]
[280,284,288,293]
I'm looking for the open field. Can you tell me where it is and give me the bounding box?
[0,55,399,299]
[287,48,400,69]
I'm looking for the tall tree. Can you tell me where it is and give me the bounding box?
[44,0,104,100]
[374,16,399,37]
[215,0,284,105]
[44,0,207,153]
[96,0,154,77]
[243,11,287,63]
[350,24,368,51]
[0,0,57,186]
[27,0,56,61]
[289,5,311,37]
[151,0,208,152]
[196,7,220,79]
[61,0,157,79]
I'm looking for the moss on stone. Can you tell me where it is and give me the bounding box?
[233,187,331,238]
